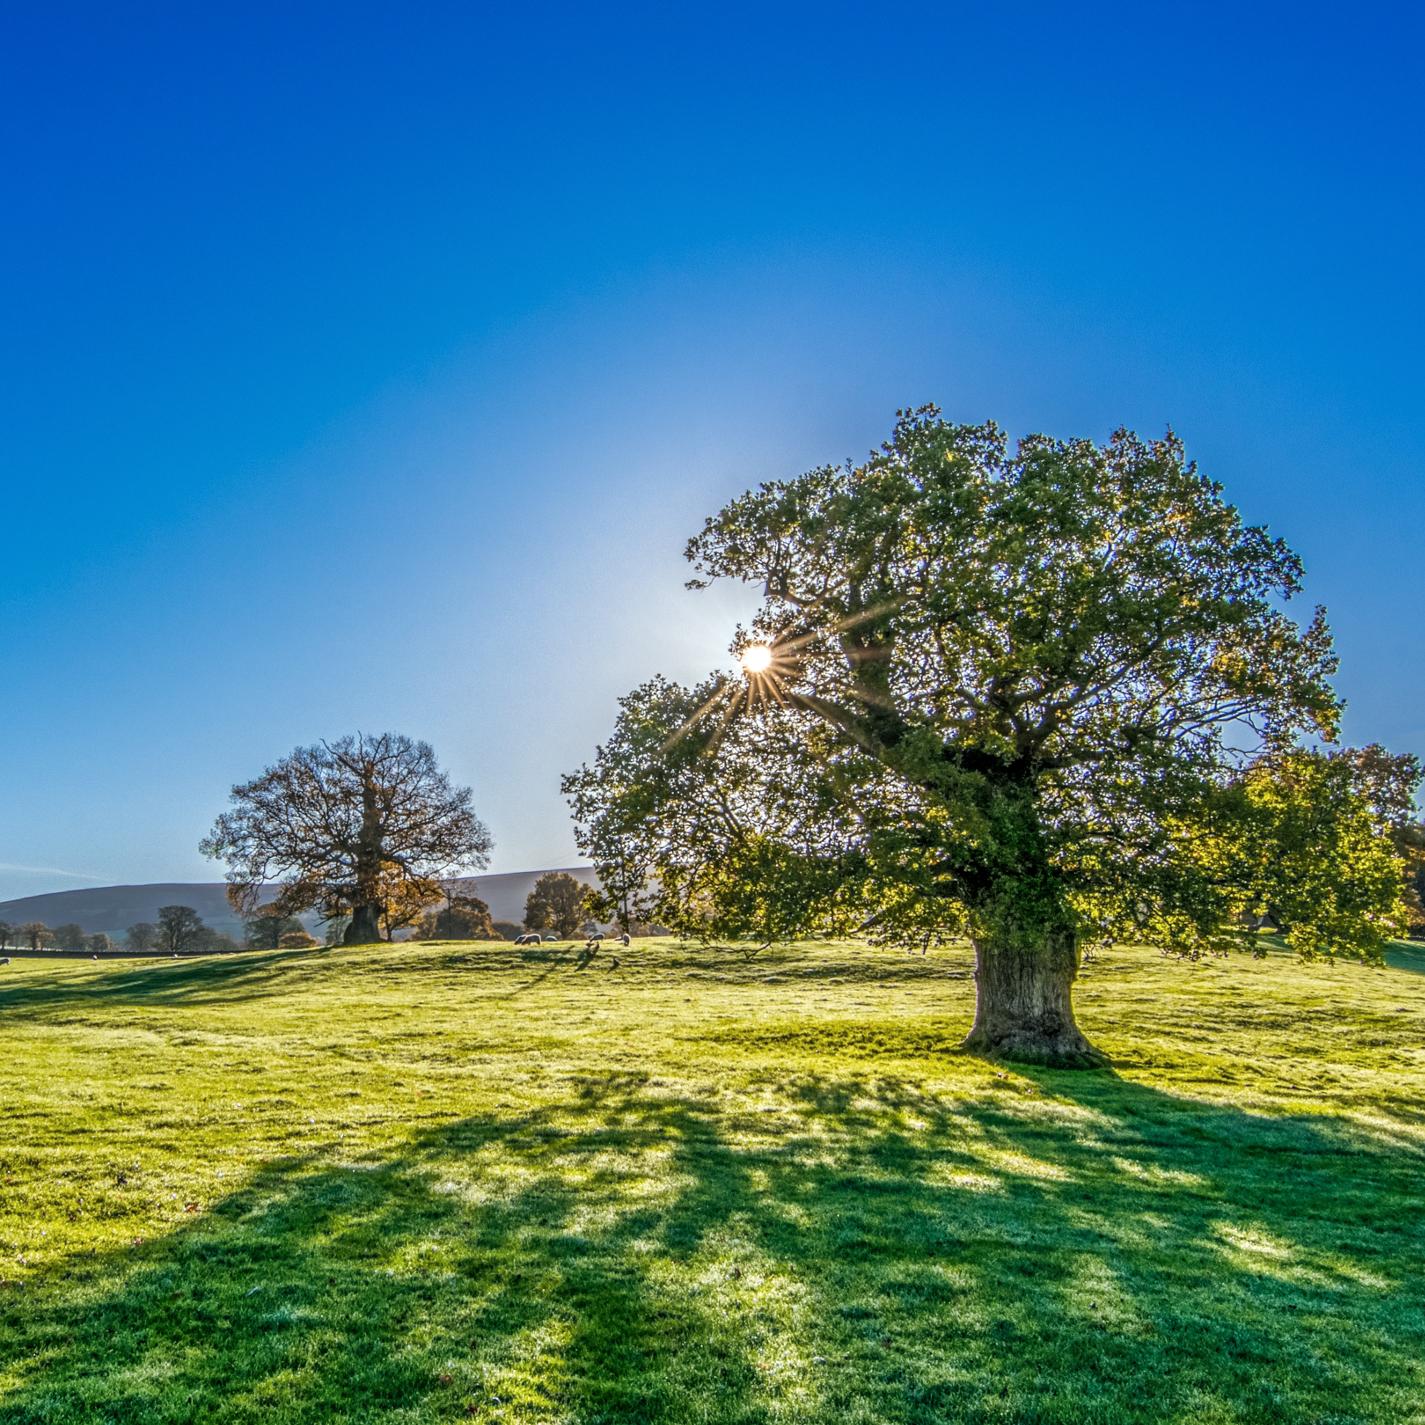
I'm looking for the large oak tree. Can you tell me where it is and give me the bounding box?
[202,732,491,945]
[564,409,1414,1065]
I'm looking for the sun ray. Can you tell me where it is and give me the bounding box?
[739,645,795,706]
[758,668,791,710]
[675,599,901,749]
[841,679,895,709]
[704,679,748,755]
[661,679,737,752]
[768,599,902,657]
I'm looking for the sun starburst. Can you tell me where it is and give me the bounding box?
[740,644,774,674]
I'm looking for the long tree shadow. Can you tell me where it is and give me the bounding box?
[0,1081,787,1424]
[0,941,966,1023]
[0,942,571,1017]
[2,1070,1423,1423]
[0,948,336,1013]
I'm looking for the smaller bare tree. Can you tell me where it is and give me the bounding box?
[202,732,492,946]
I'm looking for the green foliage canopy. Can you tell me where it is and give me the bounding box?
[414,893,500,941]
[524,872,596,940]
[566,409,1413,1003]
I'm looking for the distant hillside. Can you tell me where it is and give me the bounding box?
[0,868,597,941]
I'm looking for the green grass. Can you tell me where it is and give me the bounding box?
[2,937,1423,1425]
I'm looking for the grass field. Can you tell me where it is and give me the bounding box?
[2,937,1423,1425]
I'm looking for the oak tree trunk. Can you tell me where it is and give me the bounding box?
[962,928,1106,1068]
[346,772,385,946]
[344,902,383,945]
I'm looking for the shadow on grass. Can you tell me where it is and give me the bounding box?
[1385,940,1425,974]
[0,943,578,1016]
[0,947,338,1012]
[4,1063,1425,1423]
[0,942,967,1026]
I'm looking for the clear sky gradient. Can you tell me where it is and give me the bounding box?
[3,2,1422,900]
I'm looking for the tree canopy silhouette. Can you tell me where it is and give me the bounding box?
[155,905,207,955]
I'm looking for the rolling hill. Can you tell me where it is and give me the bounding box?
[0,868,596,941]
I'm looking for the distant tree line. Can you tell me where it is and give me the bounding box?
[0,865,665,958]
[0,906,242,956]
[0,921,119,954]
[523,872,597,939]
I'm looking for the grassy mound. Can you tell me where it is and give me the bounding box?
[1,938,1423,1423]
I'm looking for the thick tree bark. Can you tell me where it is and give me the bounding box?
[344,902,383,945]
[345,772,386,946]
[962,928,1107,1068]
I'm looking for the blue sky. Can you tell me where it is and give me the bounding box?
[2,2,1422,900]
